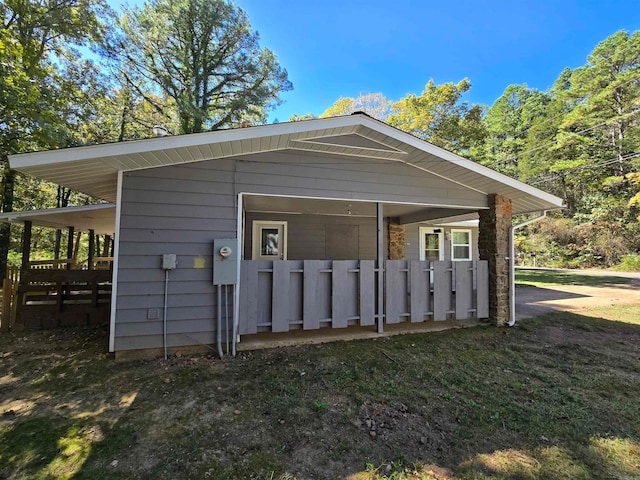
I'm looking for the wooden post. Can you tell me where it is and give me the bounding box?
[20,221,32,273]
[87,229,95,270]
[66,226,74,270]
[1,278,11,332]
[376,203,384,334]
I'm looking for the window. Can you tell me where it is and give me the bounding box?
[419,227,444,261]
[252,221,287,260]
[451,229,472,261]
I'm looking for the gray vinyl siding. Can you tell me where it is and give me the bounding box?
[405,224,479,262]
[114,150,487,352]
[244,212,379,260]
[231,150,486,207]
[114,159,237,352]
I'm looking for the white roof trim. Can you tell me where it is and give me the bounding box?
[8,114,564,211]
[9,116,367,168]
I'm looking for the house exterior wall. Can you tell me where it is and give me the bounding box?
[244,212,379,260]
[113,150,488,352]
[404,224,480,262]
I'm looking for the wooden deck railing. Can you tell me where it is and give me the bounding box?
[15,268,112,330]
[239,259,489,335]
[28,257,114,270]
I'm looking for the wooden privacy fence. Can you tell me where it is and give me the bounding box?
[239,260,489,335]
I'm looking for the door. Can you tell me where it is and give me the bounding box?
[252,221,287,260]
[326,224,359,260]
[419,227,444,261]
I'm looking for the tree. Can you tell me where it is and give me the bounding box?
[0,0,110,277]
[479,84,550,176]
[561,31,640,177]
[388,79,486,155]
[319,93,392,121]
[104,0,292,134]
[288,113,316,122]
[86,88,178,144]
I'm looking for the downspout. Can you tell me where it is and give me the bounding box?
[509,211,547,326]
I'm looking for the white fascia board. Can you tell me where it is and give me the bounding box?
[8,116,366,169]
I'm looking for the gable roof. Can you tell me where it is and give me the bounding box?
[8,114,564,214]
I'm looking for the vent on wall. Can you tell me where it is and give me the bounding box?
[147,308,160,320]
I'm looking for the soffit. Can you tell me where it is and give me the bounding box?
[242,194,479,220]
[0,204,115,234]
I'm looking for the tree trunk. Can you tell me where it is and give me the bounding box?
[53,186,73,259]
[102,235,111,257]
[54,229,62,259]
[0,155,15,280]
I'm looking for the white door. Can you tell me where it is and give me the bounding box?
[252,221,287,260]
[419,227,444,261]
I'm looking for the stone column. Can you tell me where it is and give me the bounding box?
[388,218,405,260]
[478,194,512,326]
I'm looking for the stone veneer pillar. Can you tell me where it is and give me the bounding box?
[478,194,512,326]
[388,218,405,260]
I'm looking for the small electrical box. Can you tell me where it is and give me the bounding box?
[213,238,237,285]
[162,253,177,270]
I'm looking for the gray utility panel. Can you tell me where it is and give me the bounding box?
[213,238,238,285]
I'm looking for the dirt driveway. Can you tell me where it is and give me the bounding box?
[516,269,640,320]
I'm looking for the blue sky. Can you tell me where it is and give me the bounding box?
[113,0,640,122]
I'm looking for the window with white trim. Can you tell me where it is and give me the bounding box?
[451,229,472,261]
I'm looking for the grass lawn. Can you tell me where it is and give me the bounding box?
[2,304,640,479]
[515,269,632,287]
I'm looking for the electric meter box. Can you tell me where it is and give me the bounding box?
[213,238,237,285]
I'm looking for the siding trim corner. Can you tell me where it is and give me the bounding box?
[109,170,124,352]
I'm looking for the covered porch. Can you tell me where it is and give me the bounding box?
[235,193,491,345]
[0,204,115,331]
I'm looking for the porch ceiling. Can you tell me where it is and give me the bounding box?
[0,204,115,234]
[243,194,482,222]
[9,114,564,214]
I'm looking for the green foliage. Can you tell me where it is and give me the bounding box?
[479,84,551,176]
[0,0,111,275]
[518,217,632,268]
[104,0,292,134]
[615,254,640,272]
[319,92,392,121]
[388,78,486,155]
[288,113,316,122]
[481,31,640,267]
[310,400,329,413]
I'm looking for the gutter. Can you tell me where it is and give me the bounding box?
[509,211,548,327]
